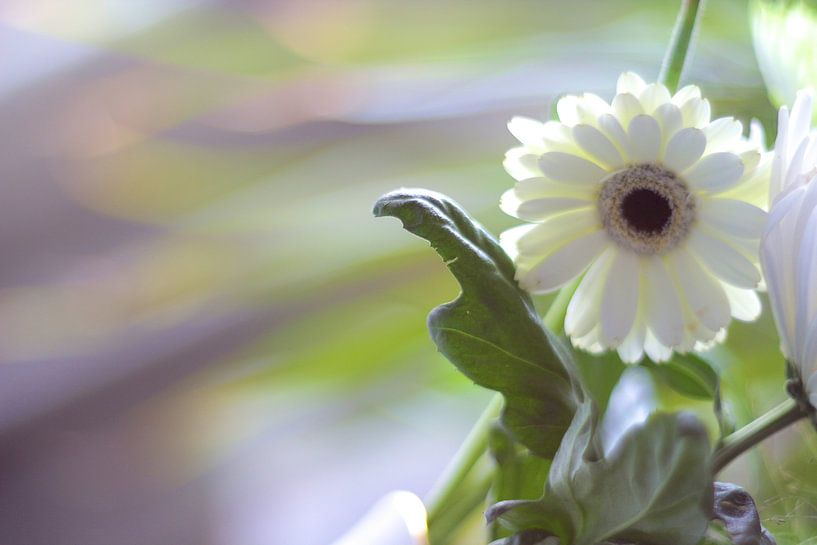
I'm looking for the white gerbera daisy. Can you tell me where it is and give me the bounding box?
[761,91,817,410]
[500,72,766,363]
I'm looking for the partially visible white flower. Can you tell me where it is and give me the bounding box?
[500,72,767,363]
[752,0,817,116]
[332,491,428,545]
[761,91,817,410]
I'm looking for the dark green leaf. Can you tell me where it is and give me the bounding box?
[573,350,627,416]
[489,406,713,545]
[646,352,720,400]
[713,482,777,545]
[488,529,555,545]
[374,189,581,457]
[488,425,552,540]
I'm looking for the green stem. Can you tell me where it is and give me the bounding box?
[712,398,808,474]
[427,467,494,545]
[543,278,578,331]
[658,0,705,93]
[425,394,503,522]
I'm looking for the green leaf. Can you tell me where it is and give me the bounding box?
[373,188,581,458]
[489,405,713,545]
[488,529,556,545]
[646,352,720,400]
[488,425,552,540]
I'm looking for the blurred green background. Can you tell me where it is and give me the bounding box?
[1,1,816,544]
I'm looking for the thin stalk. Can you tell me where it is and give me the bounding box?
[659,0,706,93]
[425,394,503,522]
[427,466,494,545]
[712,398,808,474]
[543,278,578,331]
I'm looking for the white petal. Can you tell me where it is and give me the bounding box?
[663,127,706,173]
[702,117,743,153]
[600,250,640,346]
[807,373,817,410]
[573,124,623,168]
[513,208,599,256]
[598,113,629,153]
[612,93,643,128]
[722,283,762,322]
[765,185,806,235]
[575,93,611,124]
[573,326,604,353]
[644,256,684,347]
[508,116,547,148]
[739,150,761,174]
[510,195,592,221]
[557,95,581,126]
[653,103,683,145]
[638,83,672,114]
[503,147,542,181]
[671,85,701,106]
[627,115,661,163]
[789,91,814,147]
[509,176,593,201]
[617,72,647,96]
[540,120,577,152]
[499,224,535,261]
[680,97,711,128]
[795,195,817,353]
[565,248,615,338]
[683,152,744,193]
[644,330,673,362]
[698,198,767,239]
[688,230,761,289]
[519,230,608,293]
[748,119,766,149]
[769,105,791,202]
[539,152,608,184]
[618,316,646,364]
[801,315,817,384]
[668,248,731,332]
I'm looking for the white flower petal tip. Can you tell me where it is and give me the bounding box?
[500,72,767,361]
[332,491,428,545]
[762,90,817,411]
[616,72,647,96]
[684,152,745,193]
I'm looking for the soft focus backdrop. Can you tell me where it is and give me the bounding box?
[2,1,816,544]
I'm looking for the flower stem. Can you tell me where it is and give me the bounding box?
[543,278,579,331]
[425,393,503,524]
[659,0,706,93]
[712,397,809,474]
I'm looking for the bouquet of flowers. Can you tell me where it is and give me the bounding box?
[365,1,817,543]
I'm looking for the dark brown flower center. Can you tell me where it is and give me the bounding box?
[620,188,673,234]
[598,164,695,255]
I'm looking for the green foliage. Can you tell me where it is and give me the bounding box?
[645,353,720,400]
[488,407,713,545]
[487,425,552,541]
[376,188,719,545]
[373,188,582,458]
